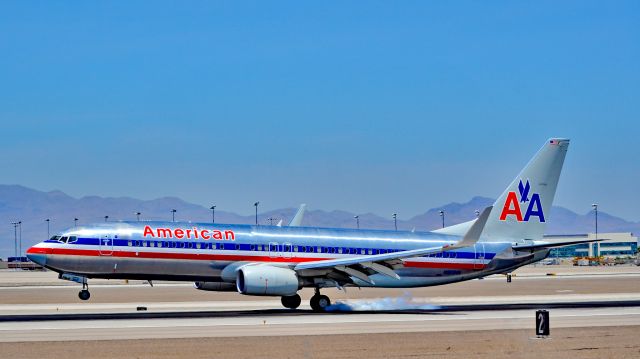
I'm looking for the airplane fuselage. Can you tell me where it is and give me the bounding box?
[27,221,544,288]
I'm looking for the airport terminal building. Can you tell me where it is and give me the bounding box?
[546,232,638,258]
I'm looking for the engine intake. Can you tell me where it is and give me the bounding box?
[236,265,300,296]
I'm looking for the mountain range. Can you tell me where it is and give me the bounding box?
[1,184,638,258]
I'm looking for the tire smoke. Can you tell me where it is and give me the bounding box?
[325,292,441,312]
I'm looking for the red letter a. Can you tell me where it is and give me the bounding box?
[499,192,523,221]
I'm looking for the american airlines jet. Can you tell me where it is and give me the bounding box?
[27,138,595,312]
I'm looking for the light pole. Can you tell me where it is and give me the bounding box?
[254,202,260,225]
[45,218,50,239]
[171,209,177,222]
[136,212,141,221]
[104,215,109,222]
[392,213,397,231]
[439,210,445,228]
[74,218,78,227]
[592,203,598,257]
[210,205,216,224]
[10,222,19,258]
[18,221,22,257]
[354,215,360,229]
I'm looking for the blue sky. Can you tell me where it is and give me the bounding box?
[0,1,638,220]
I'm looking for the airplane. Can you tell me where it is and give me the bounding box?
[27,138,598,312]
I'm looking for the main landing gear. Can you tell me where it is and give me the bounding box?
[280,289,332,312]
[281,294,301,309]
[310,288,331,312]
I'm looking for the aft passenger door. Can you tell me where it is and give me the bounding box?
[473,243,485,270]
[99,234,114,256]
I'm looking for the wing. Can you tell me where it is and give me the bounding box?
[293,206,492,284]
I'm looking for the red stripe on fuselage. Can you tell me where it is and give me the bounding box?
[46,248,486,270]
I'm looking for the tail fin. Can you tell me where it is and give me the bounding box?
[482,138,570,241]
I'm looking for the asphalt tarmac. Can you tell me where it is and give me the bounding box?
[0,266,638,358]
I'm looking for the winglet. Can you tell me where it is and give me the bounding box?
[288,204,307,227]
[449,206,492,249]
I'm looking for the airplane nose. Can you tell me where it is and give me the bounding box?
[26,246,49,266]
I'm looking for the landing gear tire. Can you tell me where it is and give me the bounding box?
[281,294,302,309]
[310,294,331,312]
[78,289,90,301]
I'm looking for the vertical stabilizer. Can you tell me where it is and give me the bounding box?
[482,138,570,241]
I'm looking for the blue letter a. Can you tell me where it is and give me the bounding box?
[524,193,545,222]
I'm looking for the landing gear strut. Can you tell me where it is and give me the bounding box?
[78,279,90,301]
[310,288,331,312]
[281,294,301,309]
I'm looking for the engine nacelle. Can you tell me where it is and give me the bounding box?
[236,265,300,296]
[193,282,237,292]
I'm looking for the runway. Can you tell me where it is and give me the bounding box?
[0,267,638,358]
[1,305,638,342]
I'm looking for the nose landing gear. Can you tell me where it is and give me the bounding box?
[78,278,91,300]
[78,289,90,300]
[310,288,331,312]
[78,279,90,301]
[59,273,91,301]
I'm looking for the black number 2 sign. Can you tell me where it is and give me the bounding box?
[536,310,550,336]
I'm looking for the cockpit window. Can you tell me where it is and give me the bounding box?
[50,235,61,242]
[68,236,78,243]
[59,236,69,243]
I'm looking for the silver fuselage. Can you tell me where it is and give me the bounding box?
[27,221,547,288]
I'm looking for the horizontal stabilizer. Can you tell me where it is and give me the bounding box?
[512,238,604,251]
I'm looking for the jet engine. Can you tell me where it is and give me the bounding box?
[193,282,237,292]
[236,265,301,296]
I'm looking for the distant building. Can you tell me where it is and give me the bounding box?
[546,232,638,258]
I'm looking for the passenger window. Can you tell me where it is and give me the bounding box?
[128,241,133,247]
[338,248,343,254]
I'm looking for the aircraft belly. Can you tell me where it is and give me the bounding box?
[46,254,225,280]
